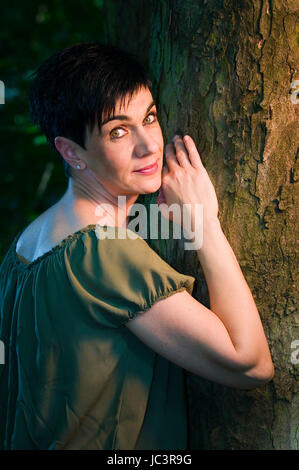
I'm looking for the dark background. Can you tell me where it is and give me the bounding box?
[0,0,106,261]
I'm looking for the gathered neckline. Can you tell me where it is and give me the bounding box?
[10,223,138,271]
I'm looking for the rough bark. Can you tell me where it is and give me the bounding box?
[102,0,299,450]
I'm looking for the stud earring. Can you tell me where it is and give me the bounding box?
[76,164,81,169]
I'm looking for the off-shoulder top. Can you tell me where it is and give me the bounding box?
[0,224,195,450]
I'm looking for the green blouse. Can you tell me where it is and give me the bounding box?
[0,224,195,450]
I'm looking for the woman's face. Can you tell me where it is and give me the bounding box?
[82,86,164,196]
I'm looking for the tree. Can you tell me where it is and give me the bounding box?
[102,0,299,449]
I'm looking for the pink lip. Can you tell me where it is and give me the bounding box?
[134,160,159,174]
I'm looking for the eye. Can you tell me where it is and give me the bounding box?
[144,112,157,124]
[109,112,158,140]
[110,128,126,139]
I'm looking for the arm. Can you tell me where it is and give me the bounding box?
[126,134,274,390]
[195,216,274,378]
[125,220,274,390]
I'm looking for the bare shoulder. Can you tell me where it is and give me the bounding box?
[16,214,48,259]
[16,203,66,262]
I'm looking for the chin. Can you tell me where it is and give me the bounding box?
[140,176,162,194]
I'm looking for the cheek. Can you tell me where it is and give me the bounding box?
[99,151,130,178]
[155,126,164,148]
[88,145,115,172]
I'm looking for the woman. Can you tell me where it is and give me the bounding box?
[0,42,274,450]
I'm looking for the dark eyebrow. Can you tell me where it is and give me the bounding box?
[101,100,156,127]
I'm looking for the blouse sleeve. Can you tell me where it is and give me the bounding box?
[64,226,196,329]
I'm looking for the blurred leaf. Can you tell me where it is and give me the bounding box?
[33,135,47,145]
[0,0,105,262]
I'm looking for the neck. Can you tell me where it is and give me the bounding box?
[60,169,139,228]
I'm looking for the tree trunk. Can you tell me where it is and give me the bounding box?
[102,0,299,450]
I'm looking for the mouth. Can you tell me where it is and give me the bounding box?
[133,159,159,175]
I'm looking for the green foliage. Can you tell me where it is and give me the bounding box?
[0,0,105,261]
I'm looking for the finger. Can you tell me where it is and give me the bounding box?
[172,135,191,167]
[164,143,179,170]
[183,135,203,168]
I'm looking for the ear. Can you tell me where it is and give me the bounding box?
[54,136,86,170]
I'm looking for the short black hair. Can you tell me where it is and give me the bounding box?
[29,42,153,178]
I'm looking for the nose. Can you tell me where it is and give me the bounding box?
[134,129,160,158]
